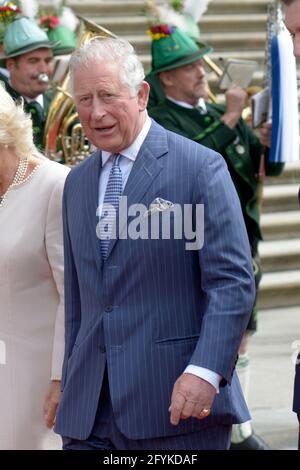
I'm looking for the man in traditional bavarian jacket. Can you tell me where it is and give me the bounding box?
[0,17,57,150]
[148,25,284,451]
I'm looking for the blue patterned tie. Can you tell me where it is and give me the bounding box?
[100,154,123,260]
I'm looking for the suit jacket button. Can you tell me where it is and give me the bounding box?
[99,345,106,353]
[105,305,113,312]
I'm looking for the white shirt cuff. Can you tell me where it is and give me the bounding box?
[184,365,222,393]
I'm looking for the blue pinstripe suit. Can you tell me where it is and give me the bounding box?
[55,120,255,446]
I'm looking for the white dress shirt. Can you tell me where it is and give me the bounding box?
[98,115,221,392]
[98,116,152,206]
[166,96,207,113]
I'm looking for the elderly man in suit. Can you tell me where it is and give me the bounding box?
[54,36,255,450]
[282,0,300,450]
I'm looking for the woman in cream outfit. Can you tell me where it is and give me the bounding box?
[0,85,69,449]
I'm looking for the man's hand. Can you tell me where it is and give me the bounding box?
[169,373,216,426]
[221,87,247,129]
[259,120,272,148]
[43,380,61,428]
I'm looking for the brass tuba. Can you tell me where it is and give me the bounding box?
[44,17,116,166]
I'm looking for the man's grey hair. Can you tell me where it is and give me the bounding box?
[69,36,145,97]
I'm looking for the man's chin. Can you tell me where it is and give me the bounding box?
[91,137,120,153]
[195,86,209,99]
[35,85,49,96]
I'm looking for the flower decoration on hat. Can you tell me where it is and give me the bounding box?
[147,24,176,41]
[33,0,78,56]
[145,0,211,42]
[0,1,21,40]
[39,14,60,30]
[171,0,183,11]
[36,0,78,33]
[0,1,21,21]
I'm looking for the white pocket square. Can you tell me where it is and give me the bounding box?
[143,197,174,218]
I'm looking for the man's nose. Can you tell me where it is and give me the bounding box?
[37,62,51,75]
[91,99,107,119]
[197,64,206,78]
[200,64,206,75]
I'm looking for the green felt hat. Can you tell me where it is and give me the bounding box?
[47,25,77,56]
[0,17,58,66]
[150,26,212,75]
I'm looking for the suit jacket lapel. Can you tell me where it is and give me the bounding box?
[105,120,168,260]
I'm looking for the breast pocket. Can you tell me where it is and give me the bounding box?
[155,334,199,346]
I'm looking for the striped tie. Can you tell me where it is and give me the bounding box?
[100,154,123,260]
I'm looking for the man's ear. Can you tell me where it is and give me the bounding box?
[158,71,173,88]
[137,80,150,110]
[6,58,15,73]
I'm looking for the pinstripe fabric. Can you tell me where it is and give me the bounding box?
[55,119,255,445]
[63,371,231,450]
[63,427,231,450]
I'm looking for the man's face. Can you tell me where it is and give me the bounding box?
[7,48,54,98]
[160,59,209,106]
[284,0,300,58]
[73,60,149,153]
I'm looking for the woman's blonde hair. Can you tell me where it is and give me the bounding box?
[0,82,36,159]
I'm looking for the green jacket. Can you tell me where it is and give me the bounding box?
[0,72,53,150]
[149,97,284,245]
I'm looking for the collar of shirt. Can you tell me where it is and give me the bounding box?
[0,67,9,78]
[26,94,44,108]
[166,95,207,113]
[101,115,152,166]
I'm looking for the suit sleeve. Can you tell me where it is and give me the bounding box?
[189,150,256,385]
[60,179,82,390]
